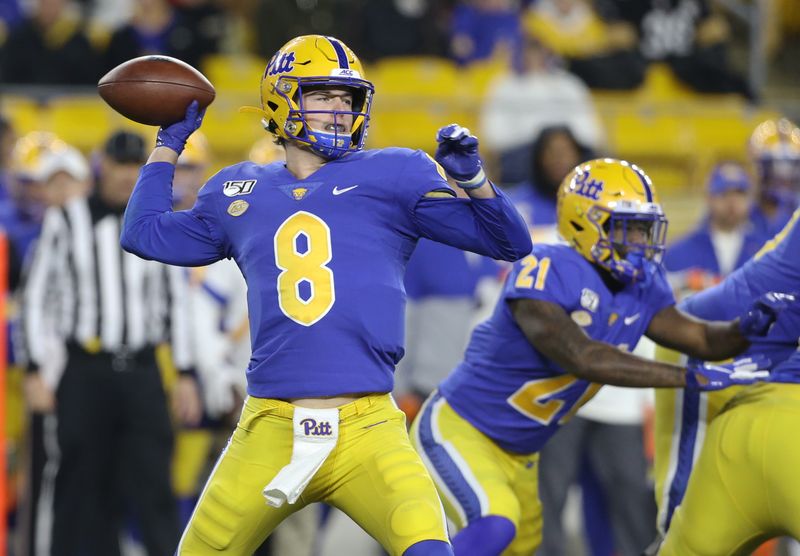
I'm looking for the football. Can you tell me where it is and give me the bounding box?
[98,55,216,126]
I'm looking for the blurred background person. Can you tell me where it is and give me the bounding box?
[664,161,768,300]
[102,0,220,74]
[593,0,754,99]
[20,129,201,556]
[480,37,604,164]
[749,117,800,237]
[449,0,524,69]
[507,125,594,227]
[523,0,645,90]
[0,0,100,85]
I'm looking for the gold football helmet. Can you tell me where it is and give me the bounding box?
[749,118,800,199]
[557,158,668,284]
[251,35,374,159]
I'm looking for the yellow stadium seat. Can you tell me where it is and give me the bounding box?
[366,56,477,152]
[202,54,265,96]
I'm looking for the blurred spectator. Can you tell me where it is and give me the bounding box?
[0,114,16,203]
[253,0,358,61]
[523,0,645,89]
[594,0,755,99]
[0,0,23,45]
[87,0,134,32]
[0,0,101,85]
[748,117,800,236]
[354,0,448,61]
[20,130,200,556]
[0,131,66,290]
[664,162,767,300]
[449,0,524,69]
[103,0,220,73]
[480,38,604,162]
[505,125,593,211]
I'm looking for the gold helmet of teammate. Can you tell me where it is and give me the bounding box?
[557,158,668,284]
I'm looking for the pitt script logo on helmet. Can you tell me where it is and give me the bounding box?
[749,118,800,200]
[557,158,668,284]
[242,35,374,160]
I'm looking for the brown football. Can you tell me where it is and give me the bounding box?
[97,55,216,126]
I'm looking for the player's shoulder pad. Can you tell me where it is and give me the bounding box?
[198,161,277,195]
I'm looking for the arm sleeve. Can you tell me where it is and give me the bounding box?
[121,162,227,266]
[22,207,69,370]
[412,184,532,262]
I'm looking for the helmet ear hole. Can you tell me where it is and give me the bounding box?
[570,221,584,232]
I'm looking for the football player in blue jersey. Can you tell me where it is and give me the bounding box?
[749,117,800,237]
[652,207,800,555]
[119,35,532,555]
[409,158,789,556]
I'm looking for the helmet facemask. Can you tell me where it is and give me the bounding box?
[588,202,668,284]
[268,75,373,160]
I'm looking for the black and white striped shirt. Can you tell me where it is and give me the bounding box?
[22,194,193,370]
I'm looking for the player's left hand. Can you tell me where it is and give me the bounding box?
[434,124,487,190]
[156,99,206,155]
[738,291,798,336]
[685,355,771,391]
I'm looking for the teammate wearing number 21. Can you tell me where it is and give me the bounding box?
[410,158,788,556]
[120,35,531,555]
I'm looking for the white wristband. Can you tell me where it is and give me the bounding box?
[455,168,487,190]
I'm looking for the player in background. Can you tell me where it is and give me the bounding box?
[651,124,800,549]
[658,209,800,554]
[120,34,532,555]
[664,161,768,300]
[409,158,789,556]
[651,206,800,553]
[749,117,800,237]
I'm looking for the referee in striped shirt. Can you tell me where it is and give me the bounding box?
[21,131,201,556]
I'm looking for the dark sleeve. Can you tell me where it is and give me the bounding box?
[412,183,532,262]
[121,162,226,266]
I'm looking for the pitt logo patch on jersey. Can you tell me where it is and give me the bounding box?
[608,313,619,326]
[227,200,249,216]
[292,187,308,200]
[300,418,333,436]
[581,288,599,312]
[223,179,257,197]
[570,310,593,327]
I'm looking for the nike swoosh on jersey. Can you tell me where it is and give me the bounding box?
[332,185,359,195]
[623,313,641,325]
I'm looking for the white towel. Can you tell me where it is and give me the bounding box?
[263,407,340,508]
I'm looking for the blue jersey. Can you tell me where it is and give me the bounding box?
[404,239,500,300]
[439,243,675,454]
[122,147,531,399]
[681,208,800,365]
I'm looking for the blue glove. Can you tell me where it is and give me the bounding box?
[156,100,206,155]
[434,124,487,190]
[738,291,798,337]
[685,355,771,391]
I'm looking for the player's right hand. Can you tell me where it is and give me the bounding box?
[156,99,206,155]
[738,291,798,337]
[685,355,771,391]
[434,124,487,189]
